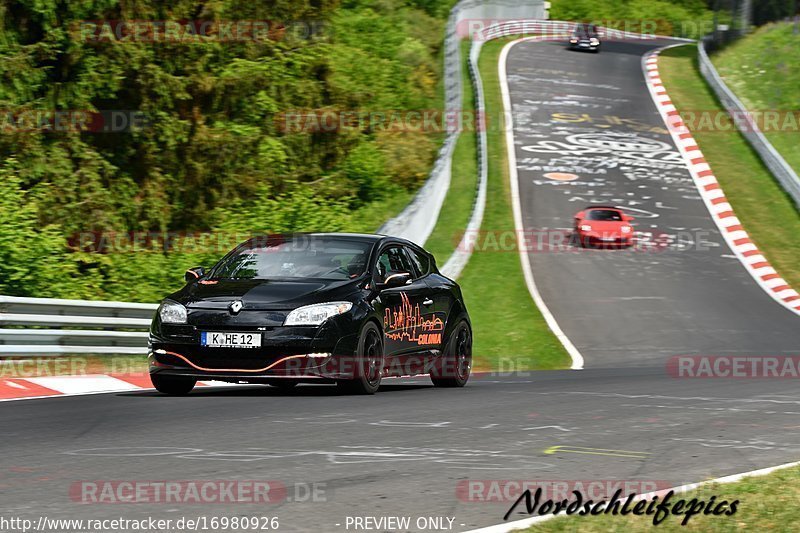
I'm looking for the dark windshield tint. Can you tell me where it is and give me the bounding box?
[574,24,598,37]
[586,209,623,221]
[211,237,372,280]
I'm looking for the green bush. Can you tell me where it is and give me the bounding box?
[0,0,449,301]
[550,0,715,39]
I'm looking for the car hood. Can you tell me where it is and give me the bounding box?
[168,278,362,311]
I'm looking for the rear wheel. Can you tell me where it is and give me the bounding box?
[338,322,384,395]
[431,320,472,388]
[150,374,196,395]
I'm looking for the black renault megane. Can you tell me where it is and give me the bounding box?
[149,233,472,395]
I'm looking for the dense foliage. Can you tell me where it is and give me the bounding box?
[550,0,715,38]
[0,0,450,301]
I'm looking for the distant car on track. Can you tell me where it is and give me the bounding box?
[568,23,601,52]
[149,233,472,395]
[574,206,634,247]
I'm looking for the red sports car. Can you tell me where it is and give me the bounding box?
[574,206,634,247]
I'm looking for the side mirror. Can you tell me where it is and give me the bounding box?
[377,272,411,290]
[185,267,205,283]
[575,211,585,219]
[623,215,634,222]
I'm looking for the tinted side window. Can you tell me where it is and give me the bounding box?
[375,246,414,281]
[406,247,430,278]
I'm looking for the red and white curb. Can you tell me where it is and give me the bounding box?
[0,374,235,402]
[0,373,444,402]
[644,48,800,316]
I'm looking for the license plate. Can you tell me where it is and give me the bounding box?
[201,331,261,349]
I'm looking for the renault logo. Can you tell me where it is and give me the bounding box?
[229,300,243,314]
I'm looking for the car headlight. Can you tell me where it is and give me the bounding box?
[621,225,632,234]
[284,302,353,326]
[570,38,578,43]
[580,224,593,231]
[590,38,599,45]
[158,301,187,324]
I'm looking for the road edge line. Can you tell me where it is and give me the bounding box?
[499,37,585,371]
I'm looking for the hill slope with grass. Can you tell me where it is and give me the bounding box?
[712,22,800,178]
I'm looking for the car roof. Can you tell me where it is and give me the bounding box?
[235,233,432,256]
[304,232,385,242]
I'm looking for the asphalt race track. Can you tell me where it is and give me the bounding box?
[507,38,800,365]
[3,39,800,532]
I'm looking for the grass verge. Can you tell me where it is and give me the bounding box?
[425,40,479,261]
[712,22,800,177]
[457,38,571,371]
[658,44,800,289]
[526,464,800,531]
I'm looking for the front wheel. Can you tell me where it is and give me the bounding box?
[338,322,384,395]
[150,374,196,395]
[431,320,472,388]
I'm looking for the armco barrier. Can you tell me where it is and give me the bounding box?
[0,296,155,355]
[439,38,488,280]
[378,1,546,247]
[697,37,800,210]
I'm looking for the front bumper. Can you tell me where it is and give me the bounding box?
[578,232,632,246]
[569,41,599,51]
[149,312,362,382]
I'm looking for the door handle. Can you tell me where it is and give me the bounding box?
[423,298,433,306]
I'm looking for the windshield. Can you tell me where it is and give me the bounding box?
[586,209,623,221]
[210,237,372,280]
[574,25,598,38]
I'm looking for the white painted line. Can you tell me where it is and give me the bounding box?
[26,375,142,394]
[499,37,585,371]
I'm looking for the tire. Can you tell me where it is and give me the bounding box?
[431,320,472,388]
[150,374,196,395]
[338,322,384,395]
[266,380,299,390]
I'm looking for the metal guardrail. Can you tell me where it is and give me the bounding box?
[378,1,547,246]
[0,296,155,355]
[698,37,800,210]
[440,39,488,279]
